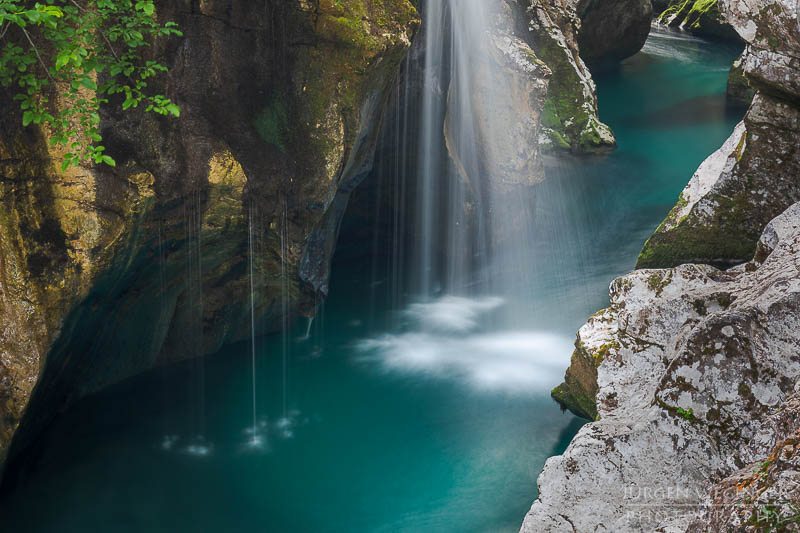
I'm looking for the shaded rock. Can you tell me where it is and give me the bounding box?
[720,0,800,99]
[636,92,800,269]
[551,311,618,420]
[578,0,654,64]
[638,0,799,270]
[727,52,756,108]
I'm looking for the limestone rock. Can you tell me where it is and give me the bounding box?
[523,201,800,532]
[686,391,800,532]
[517,0,617,152]
[727,52,756,108]
[638,0,800,269]
[637,91,800,269]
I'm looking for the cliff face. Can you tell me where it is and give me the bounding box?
[0,0,418,477]
[534,0,800,530]
[342,0,622,260]
[525,202,800,532]
[638,0,800,269]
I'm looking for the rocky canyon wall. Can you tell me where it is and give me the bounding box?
[537,0,800,530]
[0,0,418,479]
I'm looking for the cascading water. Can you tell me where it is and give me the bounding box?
[413,0,541,312]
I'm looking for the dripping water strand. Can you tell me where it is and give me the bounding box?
[280,195,289,419]
[249,211,258,445]
[195,188,206,439]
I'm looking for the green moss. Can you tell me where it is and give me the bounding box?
[551,340,605,420]
[657,0,740,41]
[637,189,759,269]
[646,270,673,296]
[254,99,288,152]
[552,382,597,421]
[531,29,613,153]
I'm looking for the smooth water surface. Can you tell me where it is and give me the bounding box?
[0,28,742,533]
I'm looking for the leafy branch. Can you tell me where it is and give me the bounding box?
[0,0,182,170]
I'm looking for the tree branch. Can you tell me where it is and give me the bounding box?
[69,0,121,61]
[20,27,56,84]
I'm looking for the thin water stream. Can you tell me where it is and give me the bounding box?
[0,26,743,533]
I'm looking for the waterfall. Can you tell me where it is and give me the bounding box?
[414,0,522,301]
[395,0,543,324]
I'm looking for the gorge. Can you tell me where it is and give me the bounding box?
[0,0,798,532]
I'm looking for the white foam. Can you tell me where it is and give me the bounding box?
[160,434,179,451]
[184,436,214,457]
[356,295,572,394]
[404,296,504,332]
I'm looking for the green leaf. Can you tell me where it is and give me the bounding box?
[79,78,97,91]
[55,52,70,70]
[22,110,34,127]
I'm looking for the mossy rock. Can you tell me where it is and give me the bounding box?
[657,0,742,42]
[551,341,601,420]
[531,26,615,153]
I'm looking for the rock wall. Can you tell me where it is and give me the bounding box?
[532,0,800,530]
[637,0,800,269]
[524,201,800,532]
[0,0,418,479]
[727,51,757,108]
[341,0,620,265]
[516,0,617,153]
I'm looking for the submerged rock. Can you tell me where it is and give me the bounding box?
[0,0,418,479]
[525,201,800,532]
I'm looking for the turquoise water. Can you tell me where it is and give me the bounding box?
[0,28,742,533]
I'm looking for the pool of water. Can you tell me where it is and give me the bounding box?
[0,27,743,533]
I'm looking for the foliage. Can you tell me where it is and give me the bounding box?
[676,407,695,421]
[0,1,181,169]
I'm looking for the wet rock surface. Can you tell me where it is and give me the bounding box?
[0,0,418,479]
